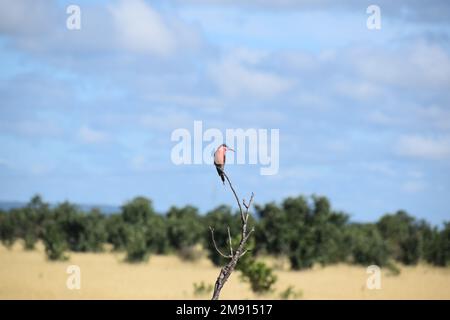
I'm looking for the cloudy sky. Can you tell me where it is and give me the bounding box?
[1,0,449,225]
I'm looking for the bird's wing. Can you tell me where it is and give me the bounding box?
[213,149,218,165]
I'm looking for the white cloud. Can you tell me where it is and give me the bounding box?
[272,165,330,181]
[109,0,176,57]
[367,110,398,126]
[402,180,426,193]
[335,81,382,101]
[0,0,55,36]
[140,111,194,131]
[416,105,450,131]
[142,93,225,111]
[78,126,109,144]
[209,51,293,99]
[407,170,424,179]
[396,134,450,160]
[0,158,11,168]
[0,119,63,138]
[130,155,146,171]
[0,0,202,58]
[354,41,450,89]
[362,162,396,177]
[30,163,51,176]
[327,140,350,153]
[180,0,450,23]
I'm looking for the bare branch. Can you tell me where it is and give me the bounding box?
[243,193,254,223]
[227,227,233,257]
[211,170,255,300]
[222,171,245,223]
[239,250,248,258]
[243,227,255,243]
[209,227,232,259]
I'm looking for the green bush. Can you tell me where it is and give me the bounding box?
[23,195,50,250]
[23,233,38,250]
[193,281,213,296]
[385,261,401,276]
[237,254,277,295]
[347,223,389,266]
[105,214,128,250]
[1,193,450,273]
[424,222,450,266]
[254,202,290,256]
[288,233,316,270]
[125,226,149,263]
[0,211,16,248]
[121,197,169,255]
[122,196,155,224]
[42,222,68,261]
[377,211,421,265]
[167,205,203,250]
[257,195,349,270]
[145,214,169,254]
[279,286,302,300]
[58,208,106,253]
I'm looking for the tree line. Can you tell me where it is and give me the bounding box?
[0,194,449,269]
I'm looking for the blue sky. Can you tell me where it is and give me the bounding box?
[1,0,450,225]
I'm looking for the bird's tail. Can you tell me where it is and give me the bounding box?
[215,166,225,185]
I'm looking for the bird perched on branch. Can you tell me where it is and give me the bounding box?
[214,144,234,184]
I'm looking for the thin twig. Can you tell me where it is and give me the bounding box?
[244,193,254,223]
[209,227,231,259]
[227,227,233,257]
[243,227,255,242]
[222,170,244,224]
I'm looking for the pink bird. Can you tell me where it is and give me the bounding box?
[214,144,234,184]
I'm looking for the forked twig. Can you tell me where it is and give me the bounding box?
[209,227,231,259]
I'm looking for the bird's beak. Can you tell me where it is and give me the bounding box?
[228,148,235,152]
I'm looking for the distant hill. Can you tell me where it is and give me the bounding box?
[0,201,120,215]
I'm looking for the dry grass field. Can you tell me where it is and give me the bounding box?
[1,242,449,299]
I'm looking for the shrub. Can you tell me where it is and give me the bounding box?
[347,223,389,266]
[145,214,169,254]
[23,233,38,250]
[0,211,16,248]
[177,245,203,262]
[167,206,203,250]
[42,222,68,261]
[105,214,128,251]
[385,261,401,276]
[279,286,303,300]
[237,254,277,295]
[193,281,213,296]
[288,233,316,270]
[125,226,149,263]
[377,211,421,265]
[424,222,450,266]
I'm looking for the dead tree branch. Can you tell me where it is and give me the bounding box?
[210,170,254,300]
[209,227,231,259]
